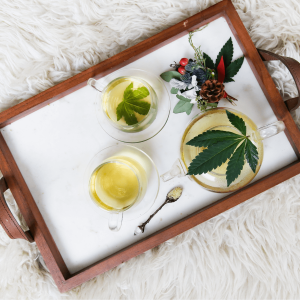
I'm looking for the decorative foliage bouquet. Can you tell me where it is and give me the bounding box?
[160,25,245,114]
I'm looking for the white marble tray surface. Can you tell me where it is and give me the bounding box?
[1,17,297,274]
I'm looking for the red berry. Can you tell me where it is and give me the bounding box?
[178,66,186,75]
[179,58,189,66]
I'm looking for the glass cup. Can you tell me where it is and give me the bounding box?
[99,76,158,133]
[84,145,160,231]
[161,108,286,193]
[87,68,170,143]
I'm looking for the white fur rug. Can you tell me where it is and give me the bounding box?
[1,0,300,299]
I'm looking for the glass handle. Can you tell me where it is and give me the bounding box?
[257,120,285,140]
[160,158,187,182]
[87,78,102,93]
[108,212,123,231]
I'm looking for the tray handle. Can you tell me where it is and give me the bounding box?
[257,48,300,112]
[0,176,34,242]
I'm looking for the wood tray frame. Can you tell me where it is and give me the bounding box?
[0,0,300,293]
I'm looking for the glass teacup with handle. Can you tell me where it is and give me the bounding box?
[85,145,160,231]
[161,108,285,193]
[87,68,170,143]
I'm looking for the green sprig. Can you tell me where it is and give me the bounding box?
[116,82,150,125]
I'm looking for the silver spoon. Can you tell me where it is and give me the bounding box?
[134,187,183,235]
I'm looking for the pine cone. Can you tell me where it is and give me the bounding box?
[200,80,225,103]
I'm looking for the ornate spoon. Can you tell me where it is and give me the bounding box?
[134,187,183,235]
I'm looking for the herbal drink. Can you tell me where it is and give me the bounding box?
[89,151,148,211]
[101,76,157,131]
[181,108,263,192]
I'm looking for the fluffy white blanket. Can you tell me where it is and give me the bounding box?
[0,0,300,299]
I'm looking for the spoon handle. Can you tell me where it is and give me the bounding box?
[134,198,168,235]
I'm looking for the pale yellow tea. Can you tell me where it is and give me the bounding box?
[181,109,263,192]
[89,155,147,211]
[102,77,152,126]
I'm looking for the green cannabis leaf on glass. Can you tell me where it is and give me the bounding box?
[187,110,259,187]
[116,82,150,125]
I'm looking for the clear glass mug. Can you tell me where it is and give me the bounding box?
[84,145,160,231]
[87,68,171,143]
[161,108,286,193]
[89,75,158,133]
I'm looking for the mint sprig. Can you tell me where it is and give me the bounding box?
[187,110,259,187]
[116,82,150,125]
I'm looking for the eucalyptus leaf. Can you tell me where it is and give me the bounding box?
[176,94,192,102]
[173,100,193,115]
[160,71,181,82]
[171,87,179,94]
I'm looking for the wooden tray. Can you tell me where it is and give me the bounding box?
[0,0,300,293]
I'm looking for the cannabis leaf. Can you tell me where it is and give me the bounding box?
[226,110,246,135]
[215,37,233,69]
[245,139,259,173]
[212,37,244,83]
[226,139,246,186]
[116,82,150,125]
[186,130,243,147]
[186,110,259,187]
[173,95,193,115]
[187,139,242,176]
[203,53,215,69]
[224,56,245,83]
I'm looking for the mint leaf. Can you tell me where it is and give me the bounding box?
[245,139,259,173]
[173,95,193,115]
[125,99,150,115]
[186,130,244,147]
[123,105,138,125]
[187,139,241,175]
[215,37,233,69]
[224,56,244,83]
[131,87,150,100]
[123,82,133,99]
[226,139,246,186]
[226,110,247,136]
[171,87,179,94]
[160,71,181,82]
[203,52,215,69]
[116,82,150,125]
[116,101,125,121]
